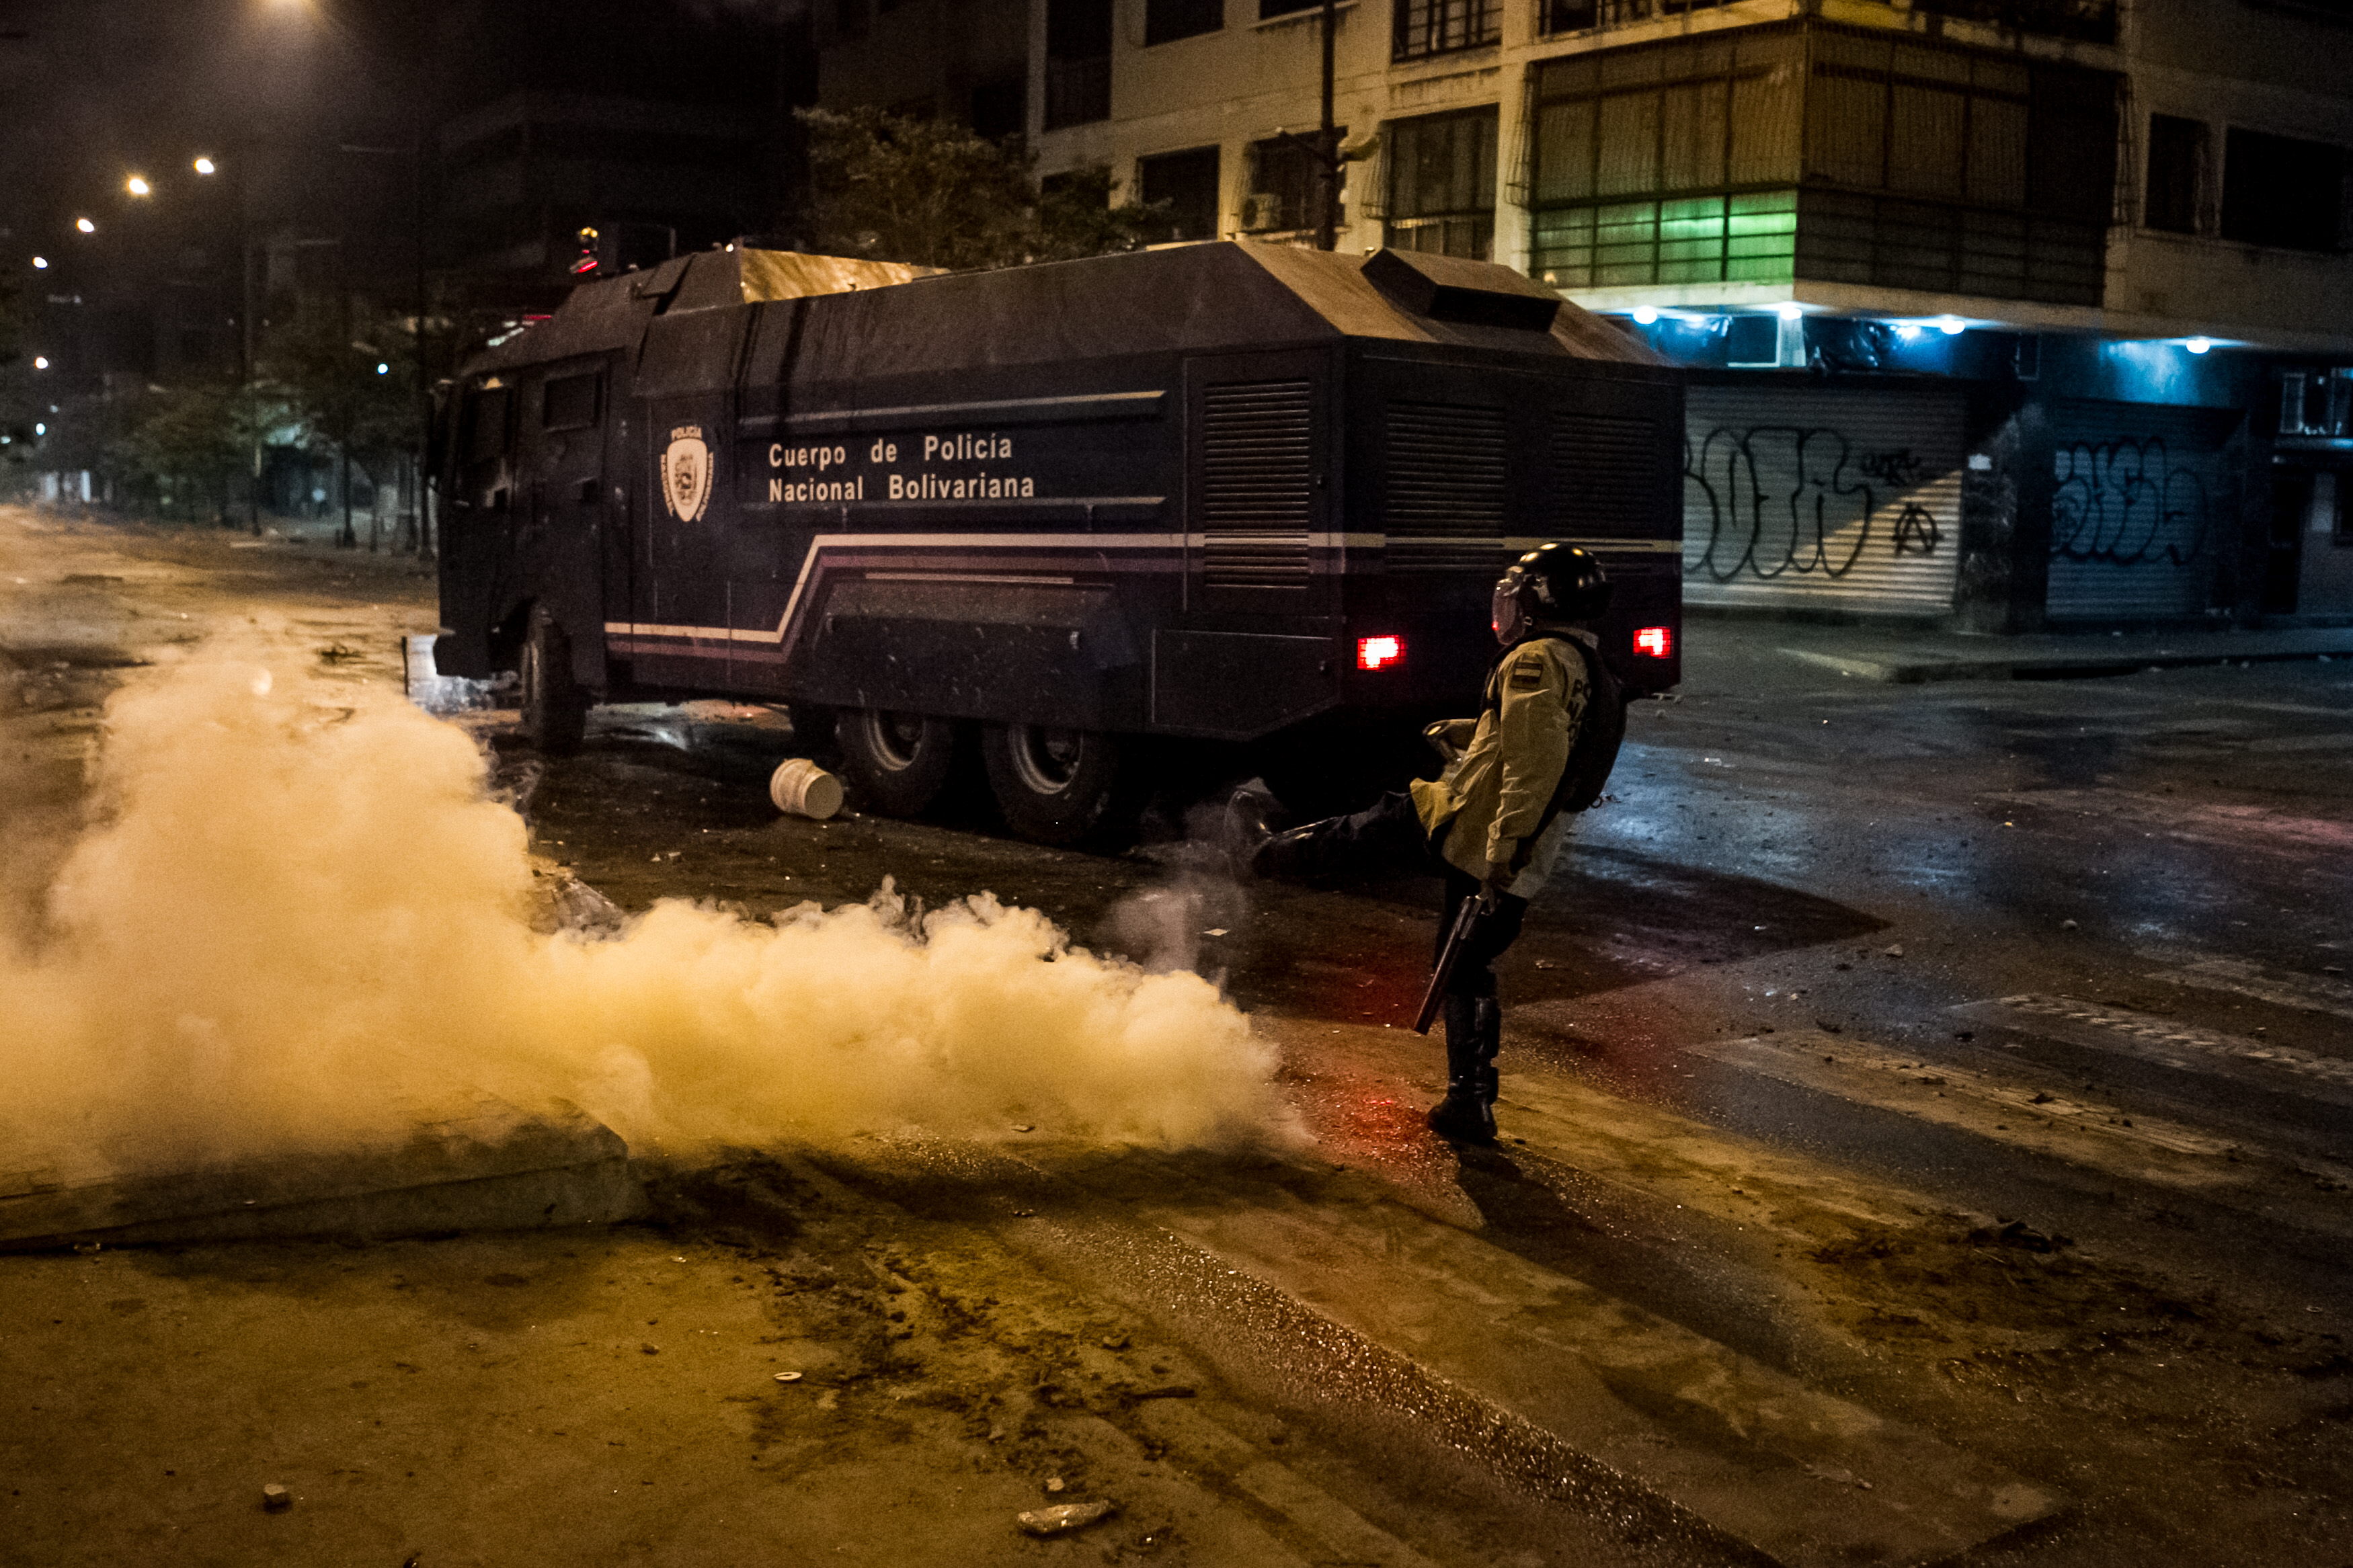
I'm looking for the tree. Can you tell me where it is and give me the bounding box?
[106,381,279,524]
[799,108,1168,271]
[265,295,423,547]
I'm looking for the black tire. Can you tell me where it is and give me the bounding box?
[518,610,589,755]
[836,708,959,817]
[981,723,1144,849]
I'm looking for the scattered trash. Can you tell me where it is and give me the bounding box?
[774,1371,803,1383]
[2061,919,2079,931]
[1017,1500,1116,1538]
[1011,1124,1035,1133]
[1123,1385,1196,1403]
[1816,1021,1843,1034]
[1882,944,1904,958]
[1201,927,1228,938]
[1101,1333,1129,1350]
[1045,1477,1066,1493]
[641,1344,661,1355]
[768,758,844,821]
[262,1484,292,1514]
[2030,1091,2055,1104]
[1971,1217,2070,1252]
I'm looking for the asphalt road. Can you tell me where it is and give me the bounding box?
[3,507,2348,1568]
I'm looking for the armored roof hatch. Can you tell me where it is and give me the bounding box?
[1360,248,1562,333]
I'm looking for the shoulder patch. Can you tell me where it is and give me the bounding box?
[1507,658,1549,691]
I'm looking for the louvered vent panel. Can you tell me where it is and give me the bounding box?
[1552,413,1661,536]
[1200,380,1314,588]
[1387,403,1509,571]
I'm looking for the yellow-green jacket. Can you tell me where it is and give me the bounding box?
[1406,630,1594,898]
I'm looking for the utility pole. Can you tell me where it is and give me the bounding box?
[1316,0,1339,251]
[1275,0,1348,251]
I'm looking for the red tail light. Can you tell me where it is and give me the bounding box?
[1634,626,1673,658]
[1356,635,1405,671]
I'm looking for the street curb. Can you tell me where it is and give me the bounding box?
[0,1096,647,1251]
[1782,643,2353,684]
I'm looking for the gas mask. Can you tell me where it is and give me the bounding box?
[1491,568,1542,646]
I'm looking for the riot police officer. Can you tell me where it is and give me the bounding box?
[1246,544,1625,1145]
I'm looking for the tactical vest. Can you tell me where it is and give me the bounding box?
[1483,633,1628,836]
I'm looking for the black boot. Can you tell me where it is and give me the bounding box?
[1249,819,1337,881]
[1427,992,1499,1145]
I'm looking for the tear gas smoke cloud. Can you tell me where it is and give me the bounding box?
[0,657,1294,1174]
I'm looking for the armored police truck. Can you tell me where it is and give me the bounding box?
[432,241,1683,845]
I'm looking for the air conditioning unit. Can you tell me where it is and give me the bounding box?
[1240,193,1285,232]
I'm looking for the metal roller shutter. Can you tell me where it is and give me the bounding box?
[1681,384,1964,616]
[2045,401,2236,624]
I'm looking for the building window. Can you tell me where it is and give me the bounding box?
[971,75,1026,140]
[2144,115,2208,234]
[1393,0,1499,61]
[1146,0,1224,44]
[1527,25,2116,307]
[1542,0,1730,34]
[1045,0,1113,130]
[1261,0,1320,14]
[1138,147,1223,241]
[1244,134,1345,235]
[2221,128,2346,253]
[1384,108,1497,259]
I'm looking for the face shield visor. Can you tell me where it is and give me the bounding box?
[1491,569,1531,647]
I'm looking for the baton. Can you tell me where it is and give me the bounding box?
[1412,895,1488,1035]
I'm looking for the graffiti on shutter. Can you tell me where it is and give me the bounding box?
[1681,386,1964,615]
[2046,401,2234,623]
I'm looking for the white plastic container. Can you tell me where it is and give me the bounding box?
[768,757,844,820]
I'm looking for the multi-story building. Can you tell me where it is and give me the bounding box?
[436,93,771,296]
[818,0,2353,626]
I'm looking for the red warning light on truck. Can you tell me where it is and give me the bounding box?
[1634,626,1673,658]
[1357,635,1405,671]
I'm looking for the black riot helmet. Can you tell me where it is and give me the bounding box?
[1491,543,1611,645]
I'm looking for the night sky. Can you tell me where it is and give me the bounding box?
[0,0,792,311]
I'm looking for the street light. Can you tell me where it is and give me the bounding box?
[33,356,49,370]
[126,175,152,198]
[31,255,46,269]
[193,157,217,176]
[75,218,94,234]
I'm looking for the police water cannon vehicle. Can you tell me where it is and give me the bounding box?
[432,239,1683,845]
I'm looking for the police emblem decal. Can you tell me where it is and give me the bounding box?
[660,425,713,522]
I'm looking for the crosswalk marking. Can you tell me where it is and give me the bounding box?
[2140,952,2353,1024]
[1979,993,2353,1096]
[1683,1030,2249,1169]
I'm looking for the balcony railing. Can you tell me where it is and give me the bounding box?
[1542,0,2114,44]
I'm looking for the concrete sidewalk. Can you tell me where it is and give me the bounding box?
[1690,612,2353,685]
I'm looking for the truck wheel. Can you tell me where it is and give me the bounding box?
[519,610,589,755]
[982,723,1143,849]
[837,708,958,816]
